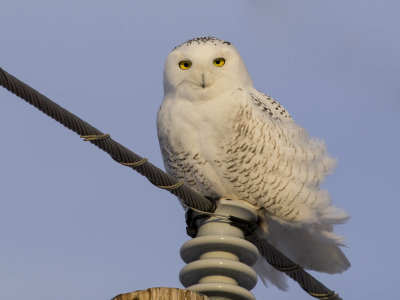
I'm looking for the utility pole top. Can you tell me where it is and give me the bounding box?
[112,287,208,300]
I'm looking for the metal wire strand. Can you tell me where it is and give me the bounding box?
[254,239,342,300]
[0,67,214,212]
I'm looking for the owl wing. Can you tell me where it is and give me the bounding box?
[216,89,350,275]
[219,88,348,226]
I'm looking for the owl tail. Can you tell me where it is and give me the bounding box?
[252,208,349,292]
[261,215,350,274]
[253,255,289,290]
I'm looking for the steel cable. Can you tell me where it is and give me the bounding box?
[0,66,341,299]
[254,239,341,300]
[0,67,214,212]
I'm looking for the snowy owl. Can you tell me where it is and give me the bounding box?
[157,36,350,288]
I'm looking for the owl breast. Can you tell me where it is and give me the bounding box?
[157,89,244,199]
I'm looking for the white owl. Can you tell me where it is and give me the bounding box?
[157,37,350,289]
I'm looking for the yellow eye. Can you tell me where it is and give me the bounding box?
[179,60,192,70]
[213,57,225,67]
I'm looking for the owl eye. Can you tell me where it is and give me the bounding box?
[213,57,225,67]
[179,60,192,70]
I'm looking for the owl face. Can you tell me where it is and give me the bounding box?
[163,37,252,100]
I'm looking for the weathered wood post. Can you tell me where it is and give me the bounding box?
[112,287,208,300]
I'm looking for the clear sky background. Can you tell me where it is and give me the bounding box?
[1,1,399,299]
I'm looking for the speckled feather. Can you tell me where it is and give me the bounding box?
[157,37,350,289]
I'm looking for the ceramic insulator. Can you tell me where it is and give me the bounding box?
[180,198,259,300]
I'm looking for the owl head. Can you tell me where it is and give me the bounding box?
[163,37,253,100]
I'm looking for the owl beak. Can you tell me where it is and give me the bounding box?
[201,73,206,89]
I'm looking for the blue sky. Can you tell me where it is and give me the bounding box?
[1,1,399,299]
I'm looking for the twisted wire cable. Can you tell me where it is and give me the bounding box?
[0,67,214,212]
[254,239,342,300]
[0,66,342,300]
